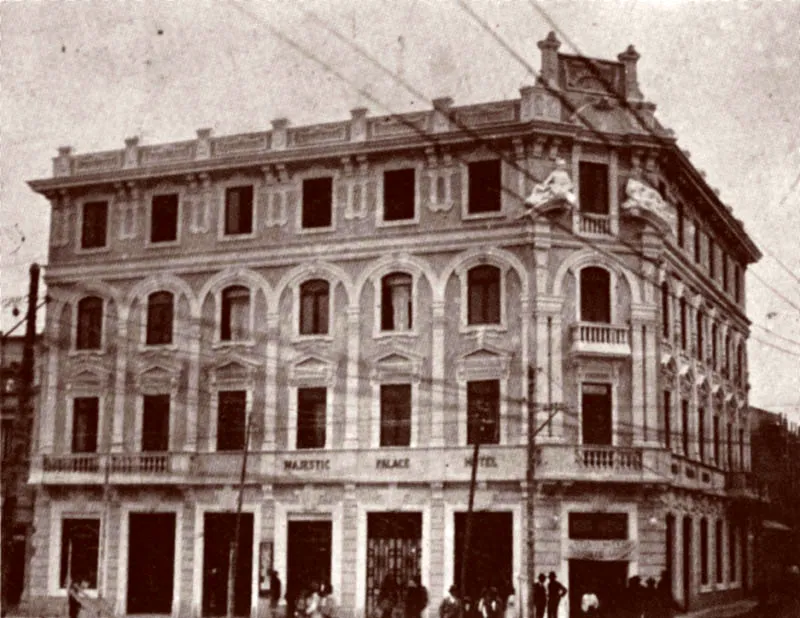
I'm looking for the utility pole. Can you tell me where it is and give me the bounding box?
[460,418,484,600]
[227,404,255,618]
[1,263,39,614]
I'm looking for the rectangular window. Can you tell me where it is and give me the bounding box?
[60,518,100,589]
[661,283,670,338]
[76,297,103,351]
[467,380,500,445]
[701,518,709,586]
[579,162,609,215]
[709,239,716,279]
[383,169,415,221]
[299,280,329,335]
[216,390,246,451]
[663,391,672,449]
[729,523,738,582]
[677,203,685,247]
[739,428,745,471]
[72,397,99,453]
[297,387,326,449]
[680,299,688,350]
[380,384,412,447]
[734,265,742,303]
[220,287,251,341]
[713,415,720,465]
[467,265,501,325]
[681,400,690,455]
[467,159,502,214]
[224,186,254,235]
[716,520,724,584]
[81,201,108,249]
[142,394,170,452]
[722,255,729,293]
[146,292,174,346]
[1,419,12,462]
[581,383,613,446]
[694,224,702,263]
[698,407,706,462]
[381,273,413,331]
[568,512,628,540]
[302,177,333,228]
[727,422,734,470]
[150,193,179,243]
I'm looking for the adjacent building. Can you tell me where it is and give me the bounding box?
[24,33,761,618]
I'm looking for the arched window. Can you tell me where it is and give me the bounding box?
[580,267,611,323]
[696,311,704,361]
[220,285,250,341]
[380,272,413,331]
[299,279,329,335]
[76,296,103,350]
[661,282,670,338]
[467,265,501,325]
[146,291,174,345]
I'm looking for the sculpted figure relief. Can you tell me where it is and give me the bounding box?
[524,158,577,212]
[621,177,668,219]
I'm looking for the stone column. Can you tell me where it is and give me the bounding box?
[430,302,446,447]
[263,312,280,450]
[111,318,128,452]
[345,308,361,449]
[342,484,359,611]
[185,317,202,451]
[40,313,60,453]
[429,483,446,599]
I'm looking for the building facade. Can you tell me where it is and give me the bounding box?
[25,33,761,618]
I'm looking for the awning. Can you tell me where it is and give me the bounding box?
[763,520,792,532]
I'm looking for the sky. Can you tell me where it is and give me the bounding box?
[1,0,799,421]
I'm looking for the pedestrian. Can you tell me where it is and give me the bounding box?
[533,574,547,618]
[68,580,83,618]
[438,585,461,618]
[380,573,400,618]
[546,572,567,618]
[405,575,428,618]
[306,582,322,618]
[320,582,337,618]
[580,590,599,616]
[478,586,503,618]
[503,586,516,618]
[269,570,283,615]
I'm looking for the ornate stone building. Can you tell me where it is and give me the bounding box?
[25,33,760,618]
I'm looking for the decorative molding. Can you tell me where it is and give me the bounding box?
[289,354,336,386]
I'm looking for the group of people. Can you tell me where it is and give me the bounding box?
[291,580,338,618]
[572,571,679,618]
[376,574,429,618]
[438,582,517,618]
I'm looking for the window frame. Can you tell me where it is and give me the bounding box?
[577,265,613,324]
[140,393,171,452]
[145,290,175,347]
[58,516,102,592]
[579,381,615,447]
[218,285,253,345]
[577,161,611,216]
[215,389,249,452]
[297,278,332,338]
[77,196,111,253]
[464,158,504,218]
[376,271,416,336]
[294,386,329,450]
[462,263,505,330]
[147,190,182,246]
[466,379,501,446]
[298,174,336,234]
[75,295,104,352]
[378,164,420,226]
[378,383,413,448]
[71,396,100,454]
[221,184,256,238]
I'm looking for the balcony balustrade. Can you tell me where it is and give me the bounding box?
[571,322,631,357]
[534,443,670,483]
[579,213,613,235]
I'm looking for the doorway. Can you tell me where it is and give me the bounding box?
[454,511,513,602]
[366,512,422,618]
[286,520,332,618]
[568,560,627,618]
[202,513,254,617]
[127,512,176,614]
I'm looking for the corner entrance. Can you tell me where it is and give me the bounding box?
[568,559,627,618]
[286,520,332,618]
[366,512,422,618]
[127,512,176,614]
[454,511,513,602]
[202,513,254,617]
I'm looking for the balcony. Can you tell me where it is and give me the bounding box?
[535,444,670,484]
[33,453,190,484]
[578,213,613,236]
[726,470,765,501]
[571,322,631,357]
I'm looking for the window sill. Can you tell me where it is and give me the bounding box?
[57,588,98,599]
[291,446,330,452]
[293,334,334,344]
[699,584,713,594]
[297,225,335,235]
[212,339,256,350]
[374,330,418,340]
[146,239,181,248]
[463,209,504,221]
[139,343,179,353]
[218,232,257,242]
[460,323,507,335]
[76,245,110,255]
[377,216,419,228]
[68,348,107,357]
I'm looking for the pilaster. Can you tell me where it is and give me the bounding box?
[111,320,128,452]
[263,312,280,450]
[345,308,360,449]
[430,302,446,447]
[185,317,202,451]
[631,322,646,444]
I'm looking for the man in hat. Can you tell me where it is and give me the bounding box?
[546,572,567,618]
